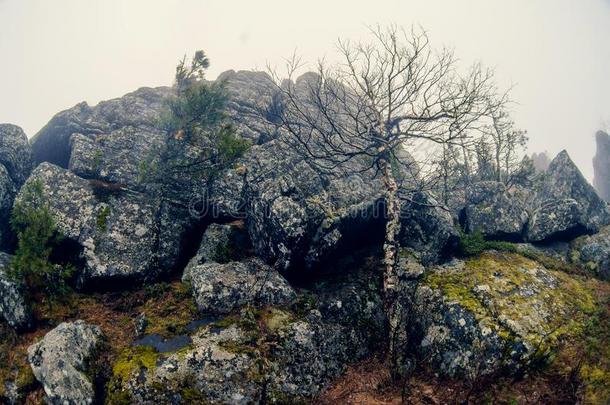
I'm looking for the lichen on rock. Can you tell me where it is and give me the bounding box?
[407,251,598,378]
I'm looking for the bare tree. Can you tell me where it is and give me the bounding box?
[263,25,509,367]
[486,106,528,183]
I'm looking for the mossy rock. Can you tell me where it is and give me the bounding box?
[411,250,604,379]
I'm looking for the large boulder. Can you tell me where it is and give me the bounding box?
[399,192,458,265]
[183,222,251,279]
[0,252,32,330]
[216,70,279,143]
[68,126,165,191]
[16,163,176,285]
[187,258,296,314]
[405,251,598,378]
[526,150,610,242]
[593,130,610,202]
[461,181,529,240]
[0,124,34,186]
[27,320,104,405]
[0,124,34,249]
[32,72,278,172]
[570,225,610,280]
[31,87,173,168]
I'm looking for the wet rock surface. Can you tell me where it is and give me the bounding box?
[112,265,384,404]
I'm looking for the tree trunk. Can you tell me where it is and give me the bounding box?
[381,157,400,308]
[380,155,403,376]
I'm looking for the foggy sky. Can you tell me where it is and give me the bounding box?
[1,0,609,179]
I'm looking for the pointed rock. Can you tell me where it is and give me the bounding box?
[527,150,609,242]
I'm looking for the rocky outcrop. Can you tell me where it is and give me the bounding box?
[399,192,458,265]
[213,138,386,271]
[183,222,251,280]
[0,124,33,249]
[571,225,610,280]
[462,182,529,240]
[217,70,279,143]
[527,150,609,242]
[187,258,295,314]
[33,71,279,171]
[0,124,34,187]
[405,251,597,378]
[111,267,384,403]
[27,320,104,404]
[0,252,32,330]
[593,130,610,201]
[16,163,173,285]
[31,87,173,168]
[68,127,165,191]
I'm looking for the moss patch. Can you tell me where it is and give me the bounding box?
[423,251,609,403]
[424,251,595,348]
[96,205,111,232]
[111,345,160,384]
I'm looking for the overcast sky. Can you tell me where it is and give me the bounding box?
[1,0,609,179]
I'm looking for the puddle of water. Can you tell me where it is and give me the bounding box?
[132,318,218,352]
[185,317,216,332]
[132,317,220,352]
[133,334,192,353]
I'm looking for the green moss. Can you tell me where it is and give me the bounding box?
[259,308,293,332]
[218,340,257,355]
[92,149,104,172]
[423,251,597,350]
[181,386,208,404]
[105,386,133,405]
[292,292,318,318]
[112,345,160,384]
[96,205,111,232]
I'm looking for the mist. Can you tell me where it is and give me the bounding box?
[1,0,609,179]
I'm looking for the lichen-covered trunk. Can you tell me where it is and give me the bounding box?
[381,157,400,308]
[380,156,403,375]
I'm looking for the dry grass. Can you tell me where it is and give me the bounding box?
[316,356,402,405]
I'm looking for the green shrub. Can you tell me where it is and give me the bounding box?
[143,50,250,190]
[458,230,518,257]
[9,180,74,300]
[457,230,488,256]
